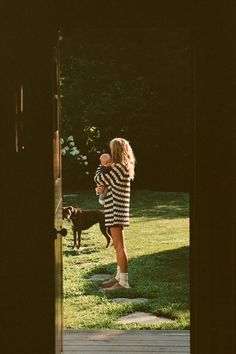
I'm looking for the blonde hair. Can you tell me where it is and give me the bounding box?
[110,138,135,180]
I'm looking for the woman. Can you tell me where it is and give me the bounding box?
[94,138,135,291]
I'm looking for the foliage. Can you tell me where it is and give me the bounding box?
[60,28,193,191]
[61,135,90,190]
[63,190,190,329]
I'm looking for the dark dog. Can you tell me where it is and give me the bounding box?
[62,206,111,249]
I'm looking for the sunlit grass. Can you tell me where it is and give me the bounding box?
[63,189,190,329]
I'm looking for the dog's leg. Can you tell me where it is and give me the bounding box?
[99,222,111,248]
[72,229,77,249]
[77,230,82,249]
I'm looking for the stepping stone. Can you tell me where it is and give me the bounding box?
[116,311,175,324]
[110,298,148,304]
[89,274,112,281]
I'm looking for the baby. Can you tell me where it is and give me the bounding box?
[97,153,112,205]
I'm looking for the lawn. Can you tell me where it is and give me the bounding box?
[62,189,190,330]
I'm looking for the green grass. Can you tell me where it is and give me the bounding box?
[63,189,190,330]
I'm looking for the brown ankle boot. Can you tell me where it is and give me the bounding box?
[102,277,119,288]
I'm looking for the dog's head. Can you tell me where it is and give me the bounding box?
[62,206,76,220]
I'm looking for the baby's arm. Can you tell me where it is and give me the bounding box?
[100,164,112,173]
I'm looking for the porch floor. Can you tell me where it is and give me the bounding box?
[64,329,190,353]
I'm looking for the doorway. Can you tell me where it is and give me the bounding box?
[60,25,192,333]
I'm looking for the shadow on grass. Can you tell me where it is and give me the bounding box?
[64,249,80,257]
[83,246,189,309]
[130,191,189,219]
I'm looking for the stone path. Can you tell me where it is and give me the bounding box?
[116,312,175,324]
[89,274,111,281]
[89,273,174,325]
[110,297,148,303]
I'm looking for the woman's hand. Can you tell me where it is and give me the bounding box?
[95,185,105,195]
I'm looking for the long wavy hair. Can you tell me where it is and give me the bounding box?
[110,138,136,180]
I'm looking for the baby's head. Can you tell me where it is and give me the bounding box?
[100,153,112,166]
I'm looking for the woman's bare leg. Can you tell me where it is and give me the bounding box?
[110,226,128,273]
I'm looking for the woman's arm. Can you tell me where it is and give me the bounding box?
[94,166,111,186]
[94,163,129,187]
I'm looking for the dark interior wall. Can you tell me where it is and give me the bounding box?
[58,0,192,29]
[190,3,235,354]
[1,17,57,354]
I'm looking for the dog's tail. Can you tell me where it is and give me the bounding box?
[105,227,112,247]
[106,227,111,236]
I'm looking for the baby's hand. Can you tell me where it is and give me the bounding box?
[96,185,105,195]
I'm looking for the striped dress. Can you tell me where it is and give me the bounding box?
[94,163,131,227]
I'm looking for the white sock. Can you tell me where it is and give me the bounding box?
[115,266,120,281]
[119,272,129,288]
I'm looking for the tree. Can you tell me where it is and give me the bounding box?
[60,27,192,191]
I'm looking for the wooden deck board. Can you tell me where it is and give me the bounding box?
[64,330,190,353]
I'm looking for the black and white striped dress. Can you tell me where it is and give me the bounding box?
[94,163,131,227]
